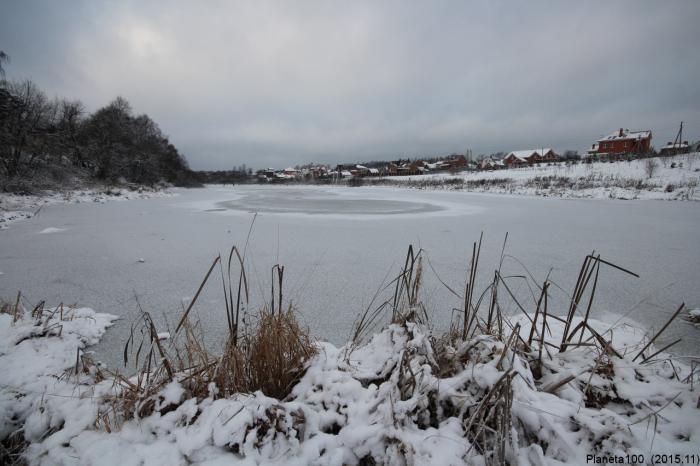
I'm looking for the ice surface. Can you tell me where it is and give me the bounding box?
[38,227,66,234]
[0,185,699,371]
[218,190,443,215]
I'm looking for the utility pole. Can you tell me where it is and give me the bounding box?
[671,121,684,156]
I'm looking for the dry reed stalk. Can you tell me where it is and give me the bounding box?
[462,233,483,340]
[633,303,685,362]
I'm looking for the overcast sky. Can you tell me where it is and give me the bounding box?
[2,1,699,170]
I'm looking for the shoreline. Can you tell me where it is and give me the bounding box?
[1,302,697,465]
[0,185,175,230]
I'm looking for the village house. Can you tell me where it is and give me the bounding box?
[478,157,504,170]
[659,141,690,156]
[503,149,559,167]
[587,144,599,157]
[592,128,652,156]
[502,152,529,168]
[408,160,428,174]
[384,163,398,175]
[354,165,370,176]
[444,154,468,171]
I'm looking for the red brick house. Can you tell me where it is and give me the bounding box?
[504,149,559,167]
[445,154,468,170]
[593,128,652,155]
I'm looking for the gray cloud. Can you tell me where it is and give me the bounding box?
[2,0,699,169]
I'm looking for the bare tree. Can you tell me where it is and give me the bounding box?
[1,77,195,188]
[0,51,8,80]
[0,80,52,177]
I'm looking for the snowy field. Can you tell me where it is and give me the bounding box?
[1,185,698,366]
[384,153,700,200]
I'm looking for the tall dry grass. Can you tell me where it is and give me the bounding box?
[111,236,317,425]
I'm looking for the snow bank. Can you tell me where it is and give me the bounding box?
[2,307,698,465]
[0,306,117,455]
[0,186,174,230]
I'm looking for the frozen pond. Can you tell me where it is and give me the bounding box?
[1,185,699,369]
[218,189,443,215]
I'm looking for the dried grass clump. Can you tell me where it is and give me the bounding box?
[0,292,25,323]
[113,237,317,422]
[345,236,696,464]
[203,306,317,400]
[246,308,317,399]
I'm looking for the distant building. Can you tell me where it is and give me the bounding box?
[592,128,652,156]
[478,157,504,170]
[659,141,690,156]
[354,165,370,176]
[503,152,529,167]
[587,143,599,157]
[504,149,559,167]
[445,154,468,170]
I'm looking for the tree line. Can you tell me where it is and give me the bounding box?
[0,53,198,192]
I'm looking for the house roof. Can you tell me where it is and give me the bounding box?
[507,149,554,161]
[480,158,502,166]
[368,168,379,174]
[597,129,651,143]
[661,141,689,148]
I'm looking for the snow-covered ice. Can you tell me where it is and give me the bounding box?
[1,185,699,370]
[38,227,66,234]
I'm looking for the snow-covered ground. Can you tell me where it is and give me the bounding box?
[0,306,117,461]
[0,186,174,230]
[383,153,700,200]
[1,304,698,465]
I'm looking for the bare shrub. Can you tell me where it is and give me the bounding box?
[644,158,658,178]
[347,176,364,187]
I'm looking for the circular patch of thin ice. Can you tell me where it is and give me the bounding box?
[217,191,444,216]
